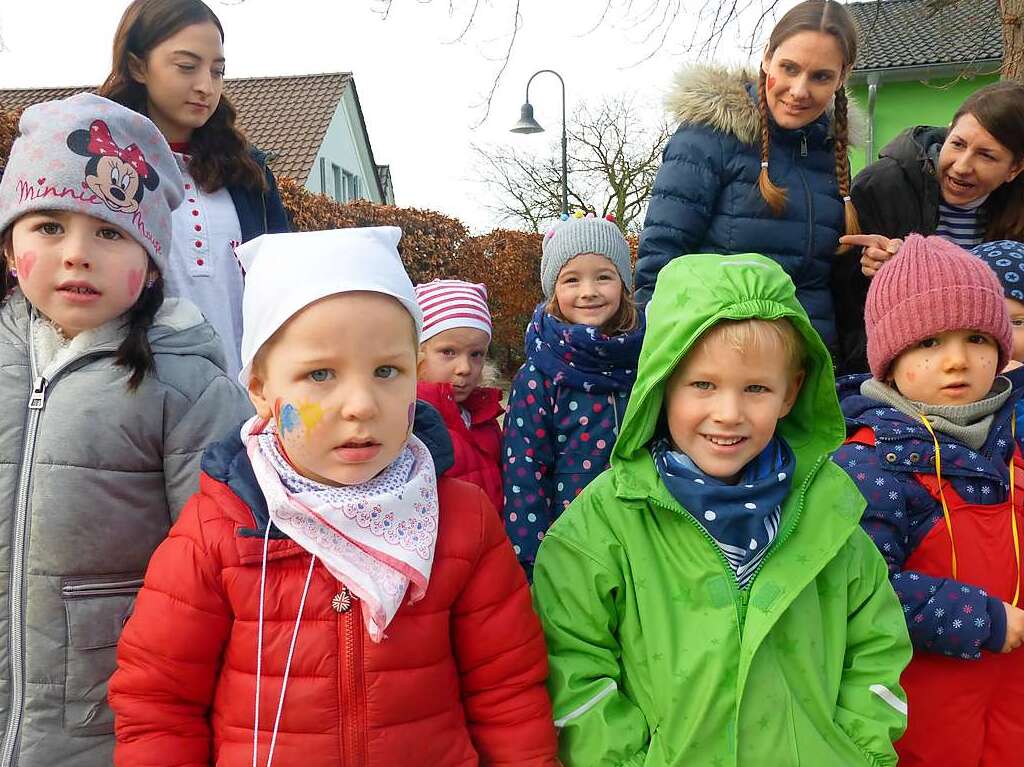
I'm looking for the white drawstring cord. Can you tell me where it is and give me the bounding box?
[252,520,317,767]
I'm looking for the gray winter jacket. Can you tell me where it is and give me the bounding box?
[0,291,252,767]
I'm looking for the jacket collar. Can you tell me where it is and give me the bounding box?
[416,381,504,427]
[200,399,455,546]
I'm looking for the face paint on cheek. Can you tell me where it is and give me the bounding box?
[408,402,416,431]
[15,251,36,281]
[279,402,302,437]
[296,400,325,431]
[905,370,916,383]
[766,75,777,91]
[126,268,144,299]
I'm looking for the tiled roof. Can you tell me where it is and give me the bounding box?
[847,0,1002,71]
[0,72,352,186]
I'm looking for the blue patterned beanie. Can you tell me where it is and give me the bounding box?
[973,240,1024,302]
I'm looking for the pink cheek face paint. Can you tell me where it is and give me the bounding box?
[126,268,144,299]
[16,251,36,281]
[766,75,777,92]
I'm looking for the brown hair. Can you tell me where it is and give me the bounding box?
[951,81,1024,241]
[1,224,162,391]
[546,282,639,337]
[98,0,266,193]
[758,0,860,245]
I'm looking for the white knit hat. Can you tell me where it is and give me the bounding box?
[414,279,492,344]
[236,227,422,386]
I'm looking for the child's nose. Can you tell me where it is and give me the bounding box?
[711,393,742,423]
[338,384,378,420]
[62,232,93,270]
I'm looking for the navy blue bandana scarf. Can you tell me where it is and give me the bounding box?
[652,437,796,588]
[524,302,645,395]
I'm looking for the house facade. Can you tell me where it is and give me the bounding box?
[0,72,395,205]
[846,0,1002,173]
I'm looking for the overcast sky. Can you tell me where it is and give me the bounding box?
[0,0,780,231]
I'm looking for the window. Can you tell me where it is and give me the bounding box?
[343,170,361,202]
[332,163,343,202]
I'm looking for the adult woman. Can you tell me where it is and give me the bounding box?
[635,0,859,353]
[99,0,290,380]
[835,81,1024,374]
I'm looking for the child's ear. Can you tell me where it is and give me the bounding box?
[247,373,274,419]
[415,349,426,376]
[780,369,806,418]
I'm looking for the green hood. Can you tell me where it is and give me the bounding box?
[613,253,844,485]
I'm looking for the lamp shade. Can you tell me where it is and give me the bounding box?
[510,102,544,134]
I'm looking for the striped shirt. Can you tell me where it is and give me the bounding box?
[935,196,987,248]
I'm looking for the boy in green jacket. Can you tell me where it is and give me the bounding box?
[532,253,912,766]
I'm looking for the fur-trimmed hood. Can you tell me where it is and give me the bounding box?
[665,64,864,147]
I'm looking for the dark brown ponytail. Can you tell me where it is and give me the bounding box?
[758,69,788,216]
[115,276,164,391]
[832,85,860,249]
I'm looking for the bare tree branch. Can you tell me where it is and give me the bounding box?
[473,96,670,234]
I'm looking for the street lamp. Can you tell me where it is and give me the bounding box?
[510,69,568,216]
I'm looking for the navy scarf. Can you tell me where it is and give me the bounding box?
[524,303,645,395]
[653,437,795,587]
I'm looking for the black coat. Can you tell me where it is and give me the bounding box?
[833,126,949,375]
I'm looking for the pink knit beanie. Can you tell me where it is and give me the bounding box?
[865,233,1012,379]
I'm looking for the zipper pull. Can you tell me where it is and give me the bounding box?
[800,134,808,157]
[28,377,47,410]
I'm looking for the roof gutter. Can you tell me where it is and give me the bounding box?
[849,57,1002,85]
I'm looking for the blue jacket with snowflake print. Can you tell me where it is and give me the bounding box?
[832,374,1024,658]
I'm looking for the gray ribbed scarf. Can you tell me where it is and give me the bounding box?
[860,376,1012,451]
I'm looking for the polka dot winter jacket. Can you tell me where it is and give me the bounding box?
[833,373,1024,659]
[503,305,644,576]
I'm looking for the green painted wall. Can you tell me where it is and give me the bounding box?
[849,73,1000,174]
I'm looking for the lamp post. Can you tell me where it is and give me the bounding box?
[510,69,568,216]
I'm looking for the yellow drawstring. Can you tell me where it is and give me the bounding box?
[918,414,1021,606]
[919,414,959,580]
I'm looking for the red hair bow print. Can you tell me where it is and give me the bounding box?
[87,120,150,179]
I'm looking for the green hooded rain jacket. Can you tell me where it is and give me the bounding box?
[532,253,912,767]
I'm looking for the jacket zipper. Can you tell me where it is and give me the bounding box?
[1,343,119,767]
[610,394,620,435]
[794,135,815,266]
[60,578,144,599]
[341,599,366,764]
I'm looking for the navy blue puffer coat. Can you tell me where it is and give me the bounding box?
[636,65,851,350]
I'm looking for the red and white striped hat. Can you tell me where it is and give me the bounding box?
[414,279,492,343]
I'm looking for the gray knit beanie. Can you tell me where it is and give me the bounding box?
[540,213,633,299]
[0,93,183,272]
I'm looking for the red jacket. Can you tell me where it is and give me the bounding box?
[109,433,557,767]
[417,382,504,513]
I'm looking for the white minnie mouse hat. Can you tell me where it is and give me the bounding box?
[236,226,423,386]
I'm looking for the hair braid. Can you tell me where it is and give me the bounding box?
[115,276,164,391]
[832,85,860,250]
[757,70,787,216]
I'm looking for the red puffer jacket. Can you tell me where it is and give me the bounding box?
[417,382,504,513]
[109,432,557,767]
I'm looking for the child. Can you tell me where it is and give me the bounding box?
[0,94,251,767]
[834,234,1024,767]
[503,213,644,578]
[533,252,911,766]
[109,227,559,766]
[414,278,504,512]
[973,240,1024,367]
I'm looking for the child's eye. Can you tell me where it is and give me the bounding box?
[38,221,63,235]
[213,68,226,79]
[967,334,992,344]
[308,369,334,383]
[470,351,485,359]
[440,349,457,358]
[691,381,713,390]
[919,338,939,349]
[1011,319,1024,327]
[97,228,123,241]
[746,384,770,393]
[375,365,399,380]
